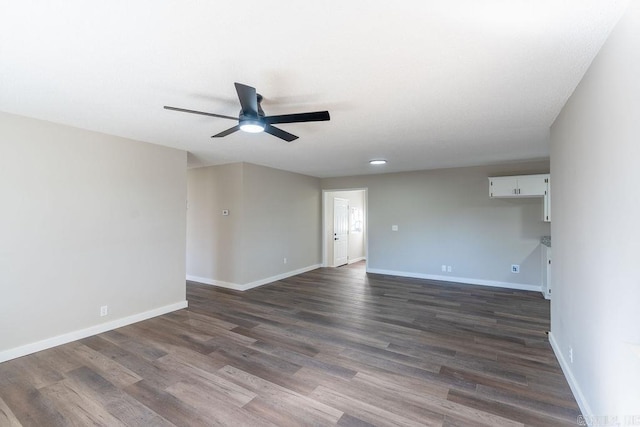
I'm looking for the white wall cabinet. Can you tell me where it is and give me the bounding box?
[489,174,547,197]
[489,174,551,222]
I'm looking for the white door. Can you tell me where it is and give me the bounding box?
[333,198,349,267]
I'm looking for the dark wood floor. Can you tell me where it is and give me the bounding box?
[0,262,580,426]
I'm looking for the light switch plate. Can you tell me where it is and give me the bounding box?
[391,225,398,231]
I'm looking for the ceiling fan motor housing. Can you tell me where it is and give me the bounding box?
[238,93,266,132]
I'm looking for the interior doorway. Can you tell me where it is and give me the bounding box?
[322,189,367,267]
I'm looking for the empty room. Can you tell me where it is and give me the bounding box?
[1,1,639,426]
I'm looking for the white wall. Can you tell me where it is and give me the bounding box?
[549,2,640,419]
[186,162,322,289]
[0,112,188,362]
[322,161,551,291]
[345,190,365,263]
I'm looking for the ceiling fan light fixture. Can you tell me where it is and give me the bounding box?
[369,159,387,165]
[239,120,265,133]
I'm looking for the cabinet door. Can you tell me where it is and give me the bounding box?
[545,247,552,299]
[489,177,518,197]
[517,175,547,196]
[544,177,551,222]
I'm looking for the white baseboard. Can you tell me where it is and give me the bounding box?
[187,264,322,292]
[366,268,542,293]
[348,256,366,264]
[549,332,591,421]
[0,300,188,364]
[186,274,231,287]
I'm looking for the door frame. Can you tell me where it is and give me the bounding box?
[321,188,368,268]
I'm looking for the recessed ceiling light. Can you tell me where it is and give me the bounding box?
[369,159,387,165]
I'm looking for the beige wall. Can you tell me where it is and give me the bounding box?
[186,163,244,283]
[186,162,322,288]
[0,112,187,361]
[550,3,640,417]
[322,161,551,290]
[242,163,322,283]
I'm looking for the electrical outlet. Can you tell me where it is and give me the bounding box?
[441,265,447,272]
[100,305,108,317]
[283,257,287,264]
[391,225,398,231]
[447,266,452,273]
[569,347,574,363]
[511,264,520,273]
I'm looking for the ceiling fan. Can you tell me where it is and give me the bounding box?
[164,83,330,142]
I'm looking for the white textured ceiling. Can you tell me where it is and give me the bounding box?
[0,1,628,178]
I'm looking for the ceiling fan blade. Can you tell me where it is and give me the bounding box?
[264,111,330,125]
[234,83,258,116]
[264,124,298,142]
[164,106,237,121]
[211,125,241,138]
